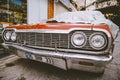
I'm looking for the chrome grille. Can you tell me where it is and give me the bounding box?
[36,33,43,46]
[16,32,69,49]
[29,33,36,46]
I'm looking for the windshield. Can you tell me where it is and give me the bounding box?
[53,11,106,23]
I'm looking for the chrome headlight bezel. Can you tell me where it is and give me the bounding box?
[71,31,87,48]
[3,29,16,42]
[3,30,12,41]
[11,32,17,41]
[89,32,107,50]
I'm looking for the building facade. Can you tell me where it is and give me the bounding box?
[0,0,27,24]
[27,0,76,24]
[0,0,76,24]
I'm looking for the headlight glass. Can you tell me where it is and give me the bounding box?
[71,32,87,48]
[11,32,17,41]
[89,33,107,50]
[4,31,12,41]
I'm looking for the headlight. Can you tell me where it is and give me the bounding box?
[11,32,17,41]
[4,31,12,41]
[89,32,107,50]
[71,32,87,48]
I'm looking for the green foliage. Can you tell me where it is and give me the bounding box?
[105,6,120,27]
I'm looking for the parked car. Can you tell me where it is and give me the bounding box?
[0,22,12,54]
[2,11,119,73]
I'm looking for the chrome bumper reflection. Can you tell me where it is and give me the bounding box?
[3,43,112,73]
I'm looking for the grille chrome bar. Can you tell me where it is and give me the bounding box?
[16,32,69,49]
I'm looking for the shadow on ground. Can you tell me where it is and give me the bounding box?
[14,58,103,80]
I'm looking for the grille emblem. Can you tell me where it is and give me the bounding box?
[52,41,58,52]
[23,40,26,45]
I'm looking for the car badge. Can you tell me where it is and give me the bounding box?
[55,41,58,52]
[23,40,26,45]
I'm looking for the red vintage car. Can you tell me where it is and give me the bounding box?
[2,11,119,73]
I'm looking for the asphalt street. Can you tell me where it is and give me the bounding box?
[0,32,120,80]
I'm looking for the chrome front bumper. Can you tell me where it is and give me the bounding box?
[2,43,112,73]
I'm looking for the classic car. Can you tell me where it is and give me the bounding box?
[2,11,119,73]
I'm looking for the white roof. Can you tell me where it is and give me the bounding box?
[54,11,106,23]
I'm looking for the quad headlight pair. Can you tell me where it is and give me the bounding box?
[71,31,107,50]
[3,30,17,41]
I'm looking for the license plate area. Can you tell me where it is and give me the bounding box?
[17,50,26,58]
[17,50,53,64]
[34,55,53,64]
[17,50,67,70]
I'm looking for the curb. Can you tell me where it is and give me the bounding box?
[0,55,19,69]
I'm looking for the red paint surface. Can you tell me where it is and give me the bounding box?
[93,24,112,36]
[6,23,92,30]
[6,23,112,36]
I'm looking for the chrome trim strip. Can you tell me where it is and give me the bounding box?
[4,43,63,58]
[3,28,111,38]
[15,28,91,34]
[5,42,109,55]
[68,34,70,48]
[93,28,111,38]
[4,27,111,37]
[3,43,112,63]
[63,53,112,62]
[25,45,109,55]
